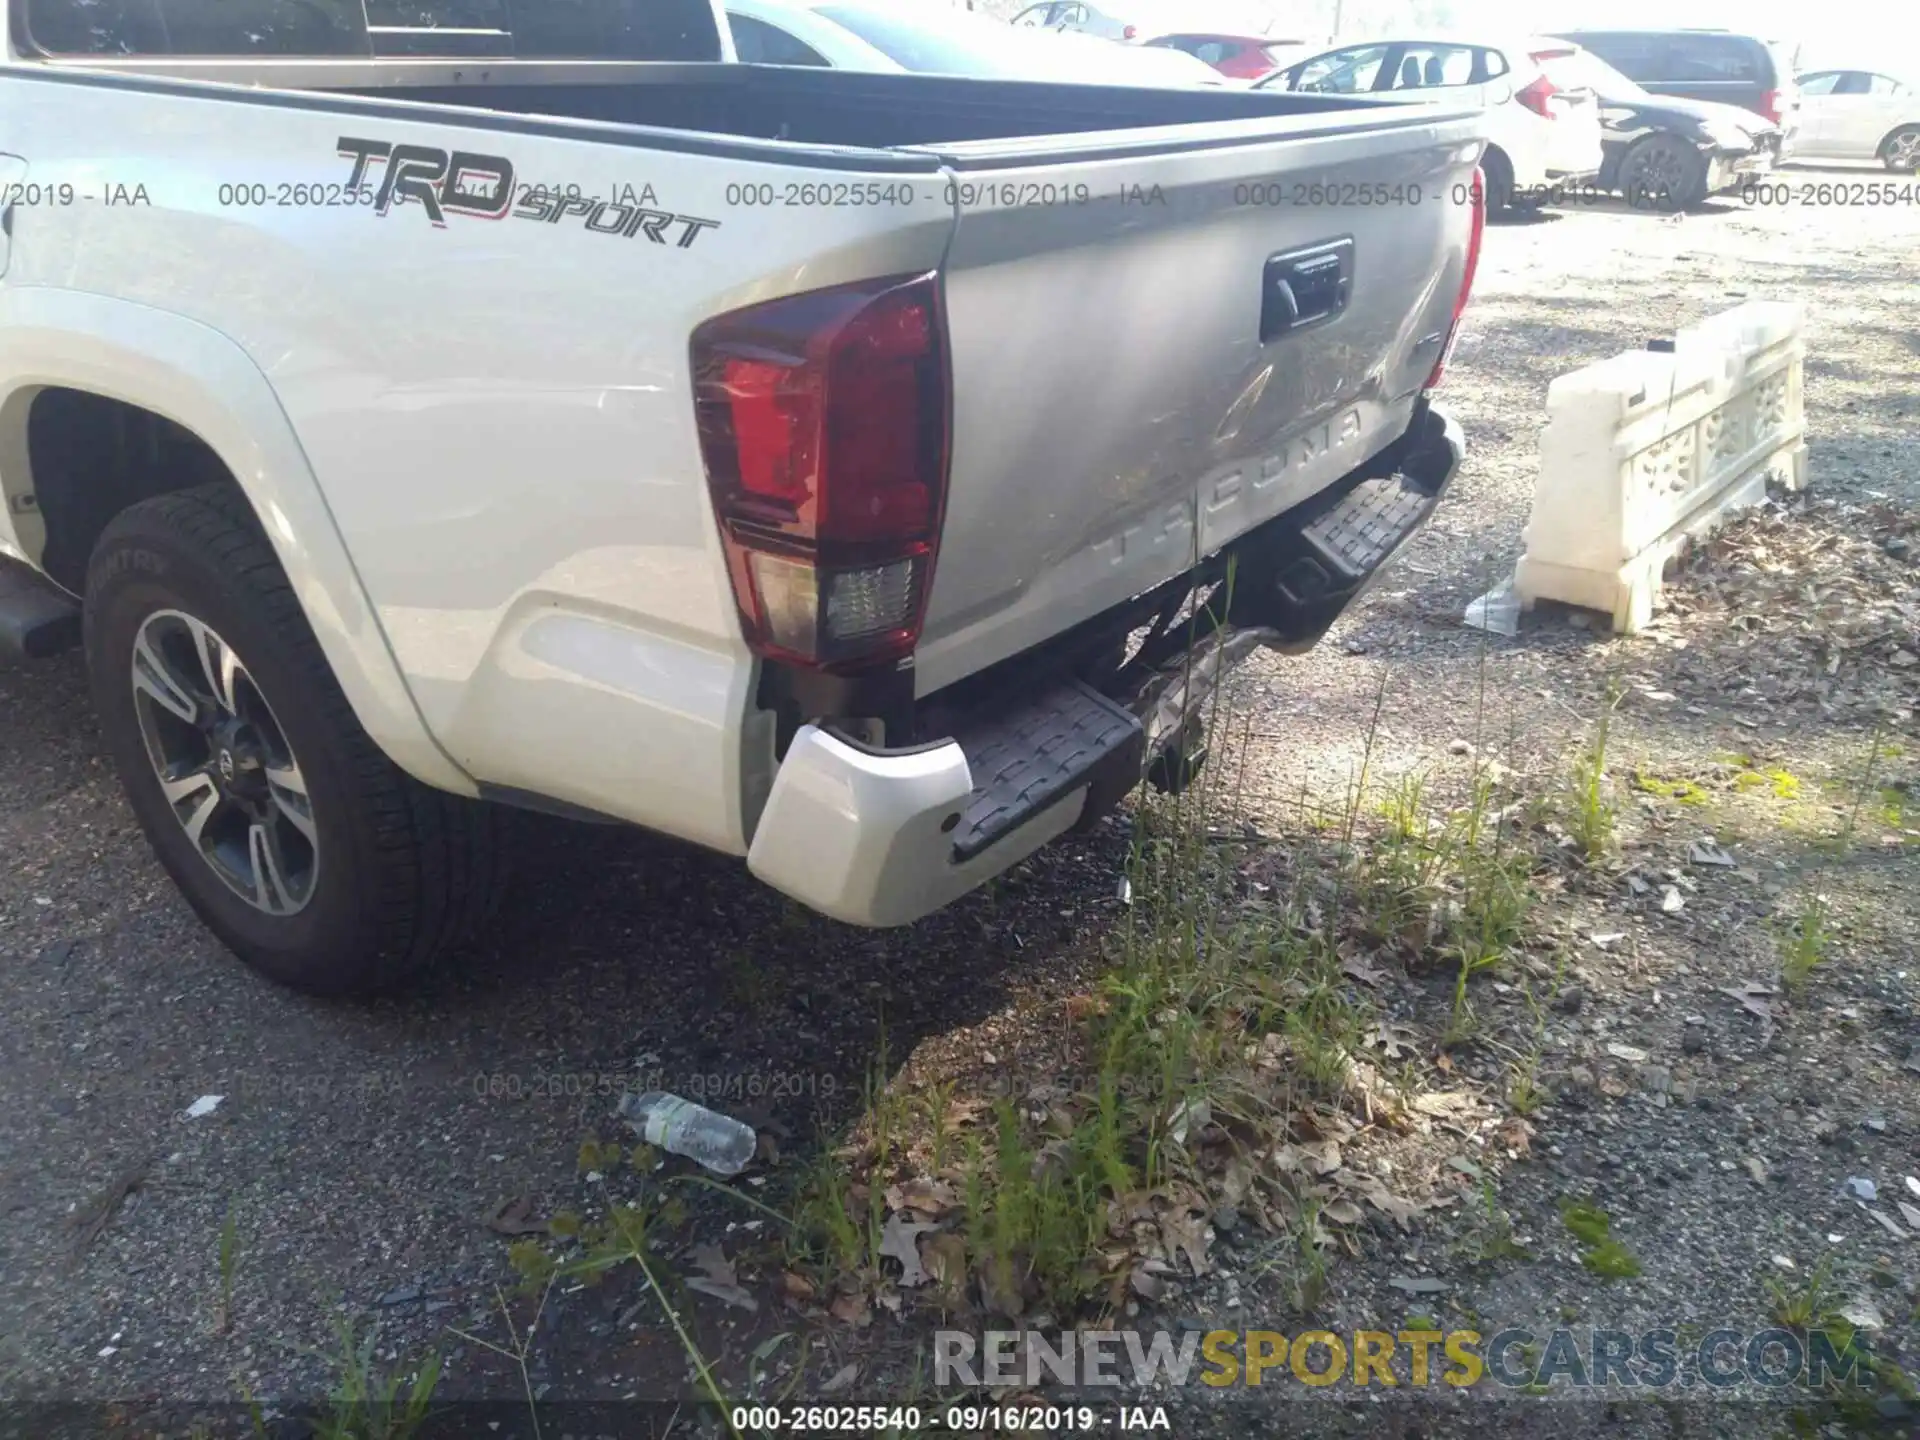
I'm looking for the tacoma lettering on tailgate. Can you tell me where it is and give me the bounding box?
[336,138,721,248]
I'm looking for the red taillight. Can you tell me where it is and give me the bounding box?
[1758,88,1783,125]
[1424,167,1485,391]
[1515,74,1559,119]
[692,274,950,673]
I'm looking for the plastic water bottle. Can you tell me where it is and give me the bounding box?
[616,1091,757,1177]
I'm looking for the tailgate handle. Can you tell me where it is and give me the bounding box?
[1261,238,1353,343]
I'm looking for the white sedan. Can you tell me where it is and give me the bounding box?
[726,0,1224,85]
[1259,36,1608,212]
[1793,69,1920,171]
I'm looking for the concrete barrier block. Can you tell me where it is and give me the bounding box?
[1512,301,1807,634]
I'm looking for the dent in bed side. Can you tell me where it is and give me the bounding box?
[0,286,477,797]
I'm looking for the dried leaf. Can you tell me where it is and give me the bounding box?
[1719,981,1778,1037]
[1498,1117,1535,1157]
[1159,1209,1213,1277]
[1368,1023,1419,1060]
[885,1177,957,1218]
[1359,1182,1436,1228]
[1291,1139,1343,1175]
[485,1196,550,1237]
[685,1244,758,1313]
[1341,953,1387,987]
[1322,1199,1365,1226]
[879,1213,939,1289]
[828,1292,871,1327]
[781,1271,816,1302]
[921,1232,969,1296]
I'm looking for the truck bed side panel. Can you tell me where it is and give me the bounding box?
[0,69,953,850]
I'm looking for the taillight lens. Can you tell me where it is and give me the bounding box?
[1424,167,1484,391]
[1515,74,1559,119]
[1758,88,1783,125]
[1122,24,1136,39]
[692,274,950,673]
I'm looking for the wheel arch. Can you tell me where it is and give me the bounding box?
[0,288,474,796]
[1878,122,1920,164]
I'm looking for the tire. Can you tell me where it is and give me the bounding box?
[1618,134,1708,212]
[1480,148,1516,214]
[84,483,505,996]
[1882,126,1920,173]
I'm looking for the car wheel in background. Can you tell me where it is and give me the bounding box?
[1881,126,1920,173]
[1480,148,1515,214]
[1618,134,1707,211]
[83,483,507,997]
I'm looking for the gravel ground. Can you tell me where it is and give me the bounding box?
[2,161,1916,1439]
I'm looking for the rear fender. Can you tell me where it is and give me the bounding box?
[0,288,474,795]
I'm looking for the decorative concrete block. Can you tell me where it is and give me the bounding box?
[1512,301,1807,634]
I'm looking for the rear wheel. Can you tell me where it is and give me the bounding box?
[1883,126,1920,173]
[1619,134,1708,211]
[84,484,505,996]
[1480,148,1516,213]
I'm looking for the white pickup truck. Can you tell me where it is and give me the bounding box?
[0,0,1483,996]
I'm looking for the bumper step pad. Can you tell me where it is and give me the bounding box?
[1272,470,1442,611]
[948,680,1143,864]
[1298,472,1438,587]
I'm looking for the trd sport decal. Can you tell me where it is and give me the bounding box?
[337,137,722,248]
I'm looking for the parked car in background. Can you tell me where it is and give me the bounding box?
[1793,69,1920,170]
[1009,0,1143,42]
[730,0,1223,83]
[1539,47,1779,208]
[1142,32,1309,81]
[1261,36,1606,212]
[1551,29,1800,145]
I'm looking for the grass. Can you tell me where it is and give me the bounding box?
[775,650,1567,1325]
[309,1315,443,1440]
[1506,1054,1546,1117]
[215,1204,239,1337]
[1460,1180,1531,1267]
[1773,727,1891,993]
[1777,892,1834,991]
[1564,686,1622,860]
[779,608,1412,1320]
[502,1190,741,1440]
[1358,750,1535,1048]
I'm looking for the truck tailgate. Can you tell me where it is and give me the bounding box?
[911,106,1486,695]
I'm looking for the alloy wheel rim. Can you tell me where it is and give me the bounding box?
[130,610,319,916]
[1892,133,1920,169]
[1631,142,1685,194]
